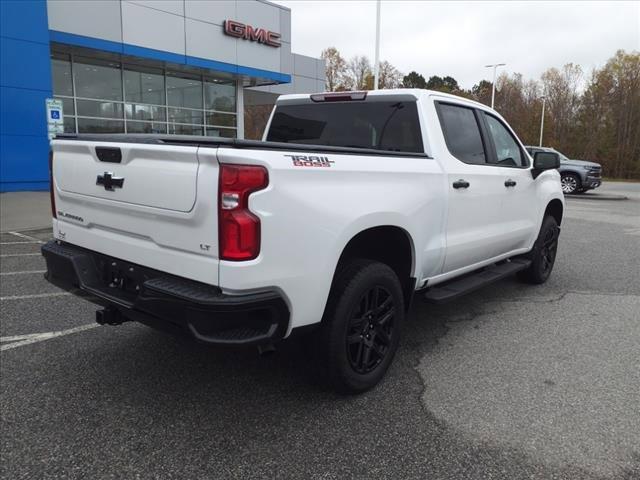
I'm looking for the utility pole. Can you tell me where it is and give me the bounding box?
[373,0,381,90]
[485,63,506,109]
[539,95,546,147]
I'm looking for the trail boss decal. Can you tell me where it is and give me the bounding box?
[286,155,335,167]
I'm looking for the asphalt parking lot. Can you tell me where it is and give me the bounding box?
[1,183,639,479]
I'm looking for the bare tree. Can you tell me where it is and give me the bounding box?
[541,63,583,149]
[377,60,403,89]
[347,55,371,90]
[321,47,347,92]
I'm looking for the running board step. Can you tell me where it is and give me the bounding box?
[423,259,531,304]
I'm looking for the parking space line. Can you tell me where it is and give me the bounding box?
[1,324,99,352]
[8,231,45,244]
[0,270,46,276]
[1,332,45,342]
[0,241,42,245]
[0,253,42,258]
[1,292,71,301]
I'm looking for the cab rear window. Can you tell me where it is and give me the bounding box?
[266,101,424,153]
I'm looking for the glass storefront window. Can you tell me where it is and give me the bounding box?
[52,56,73,97]
[204,80,235,112]
[63,116,76,134]
[55,97,75,116]
[205,127,236,138]
[168,107,203,125]
[51,51,237,137]
[76,99,123,119]
[77,118,124,133]
[124,67,165,105]
[169,124,203,136]
[74,58,122,101]
[167,74,202,110]
[125,104,166,122]
[206,111,236,127]
[127,121,167,134]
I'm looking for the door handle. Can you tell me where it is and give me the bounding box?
[504,179,517,187]
[452,179,470,189]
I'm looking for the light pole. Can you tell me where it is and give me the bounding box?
[539,95,546,147]
[373,0,381,90]
[485,63,506,109]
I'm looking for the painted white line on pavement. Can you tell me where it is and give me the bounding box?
[0,324,99,352]
[8,231,45,243]
[0,332,44,342]
[0,241,41,245]
[0,270,46,276]
[0,253,41,257]
[0,292,71,301]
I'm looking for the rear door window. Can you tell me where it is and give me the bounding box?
[436,103,486,165]
[266,101,423,153]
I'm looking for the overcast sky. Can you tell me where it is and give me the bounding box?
[275,0,640,89]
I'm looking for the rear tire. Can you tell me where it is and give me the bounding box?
[517,216,560,284]
[319,259,404,394]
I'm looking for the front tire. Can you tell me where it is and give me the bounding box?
[319,259,404,394]
[561,173,580,194]
[518,216,560,284]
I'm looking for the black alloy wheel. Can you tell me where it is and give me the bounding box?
[539,223,559,278]
[518,215,560,284]
[346,285,396,374]
[319,259,405,394]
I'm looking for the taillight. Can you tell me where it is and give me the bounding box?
[49,150,56,219]
[218,164,268,261]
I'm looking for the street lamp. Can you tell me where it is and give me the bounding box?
[484,63,506,109]
[539,95,546,147]
[373,0,381,90]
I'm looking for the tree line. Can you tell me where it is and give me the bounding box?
[321,48,639,179]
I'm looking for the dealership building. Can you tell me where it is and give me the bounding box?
[0,0,326,192]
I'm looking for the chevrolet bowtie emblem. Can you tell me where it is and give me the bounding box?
[96,172,125,191]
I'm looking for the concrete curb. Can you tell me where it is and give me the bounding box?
[565,193,628,201]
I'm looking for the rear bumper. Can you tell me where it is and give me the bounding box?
[41,241,289,346]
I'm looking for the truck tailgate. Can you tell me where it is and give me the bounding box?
[55,141,198,212]
[51,140,220,285]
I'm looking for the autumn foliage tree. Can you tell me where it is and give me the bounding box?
[321,47,348,91]
[485,51,639,178]
[316,47,638,178]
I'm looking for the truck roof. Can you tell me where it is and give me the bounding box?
[276,88,489,110]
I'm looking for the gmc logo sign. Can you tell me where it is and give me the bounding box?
[223,20,281,48]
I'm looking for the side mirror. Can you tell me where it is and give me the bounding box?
[532,151,560,179]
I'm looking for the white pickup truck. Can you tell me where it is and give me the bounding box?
[42,89,564,393]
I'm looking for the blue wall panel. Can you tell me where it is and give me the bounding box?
[1,37,52,91]
[1,86,50,137]
[0,0,49,44]
[0,134,50,184]
[0,0,51,192]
